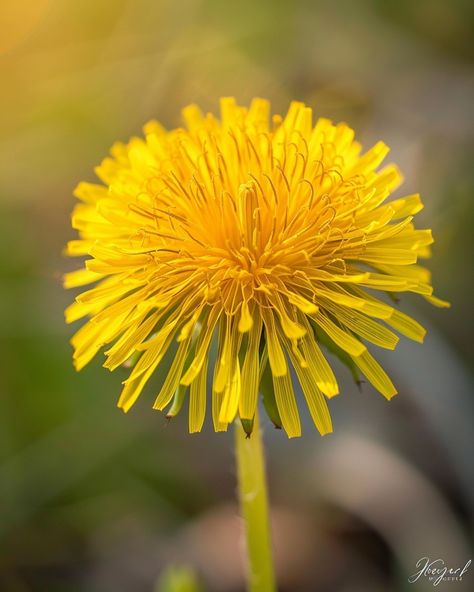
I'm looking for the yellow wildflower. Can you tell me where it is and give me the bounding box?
[65,98,449,437]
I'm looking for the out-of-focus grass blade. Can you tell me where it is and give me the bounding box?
[156,565,203,592]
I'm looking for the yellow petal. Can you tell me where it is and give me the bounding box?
[351,350,397,399]
[312,312,366,357]
[189,356,208,433]
[272,373,301,438]
[262,309,288,376]
[239,315,263,420]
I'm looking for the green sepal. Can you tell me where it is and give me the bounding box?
[122,349,141,369]
[240,417,254,437]
[388,292,400,305]
[166,384,188,418]
[260,363,282,429]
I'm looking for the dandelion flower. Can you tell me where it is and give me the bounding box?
[65,97,449,438]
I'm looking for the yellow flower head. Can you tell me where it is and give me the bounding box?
[65,97,449,437]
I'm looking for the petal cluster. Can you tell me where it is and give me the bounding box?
[65,98,448,437]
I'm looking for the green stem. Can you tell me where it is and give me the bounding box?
[235,410,276,592]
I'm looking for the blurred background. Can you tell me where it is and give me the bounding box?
[1,0,473,590]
